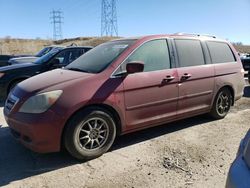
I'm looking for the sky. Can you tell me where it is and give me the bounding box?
[0,0,250,44]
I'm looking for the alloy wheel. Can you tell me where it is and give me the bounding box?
[77,117,109,150]
[216,91,230,116]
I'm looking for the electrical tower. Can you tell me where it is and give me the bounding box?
[50,10,63,40]
[101,0,118,37]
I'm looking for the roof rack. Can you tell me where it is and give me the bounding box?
[173,32,216,38]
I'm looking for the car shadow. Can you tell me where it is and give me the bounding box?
[0,114,214,186]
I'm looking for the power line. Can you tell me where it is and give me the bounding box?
[101,0,118,37]
[50,10,64,40]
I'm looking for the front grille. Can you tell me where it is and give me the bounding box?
[5,93,19,113]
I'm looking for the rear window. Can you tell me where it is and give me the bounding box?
[207,41,236,63]
[175,39,205,67]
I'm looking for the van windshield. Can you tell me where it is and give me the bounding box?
[66,40,136,73]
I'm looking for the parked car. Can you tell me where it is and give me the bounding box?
[4,34,245,160]
[240,54,250,83]
[0,55,15,67]
[226,129,250,188]
[0,46,92,100]
[248,71,250,83]
[0,54,31,67]
[8,46,64,65]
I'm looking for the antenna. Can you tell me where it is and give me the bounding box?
[50,10,64,40]
[101,0,118,37]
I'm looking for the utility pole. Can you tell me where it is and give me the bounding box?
[101,0,118,37]
[50,10,63,40]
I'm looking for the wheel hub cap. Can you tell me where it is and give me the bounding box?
[217,92,230,115]
[89,129,99,139]
[77,118,109,150]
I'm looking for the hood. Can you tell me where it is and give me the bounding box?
[9,56,38,64]
[17,69,93,94]
[0,62,37,72]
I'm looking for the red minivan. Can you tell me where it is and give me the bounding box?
[4,34,245,160]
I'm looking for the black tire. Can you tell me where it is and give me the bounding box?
[64,107,116,160]
[209,88,232,119]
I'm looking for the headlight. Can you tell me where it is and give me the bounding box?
[0,73,5,78]
[19,90,63,113]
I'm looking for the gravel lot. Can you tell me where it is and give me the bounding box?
[0,84,249,188]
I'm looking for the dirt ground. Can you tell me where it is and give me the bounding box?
[0,84,249,188]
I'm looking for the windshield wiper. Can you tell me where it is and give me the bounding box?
[66,67,92,73]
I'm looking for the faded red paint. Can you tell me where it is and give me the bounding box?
[4,34,245,153]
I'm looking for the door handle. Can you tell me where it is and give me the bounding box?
[181,73,192,80]
[163,75,175,82]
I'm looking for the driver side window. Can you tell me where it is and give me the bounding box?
[53,51,65,64]
[121,39,171,72]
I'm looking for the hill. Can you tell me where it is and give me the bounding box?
[0,37,118,55]
[0,37,249,55]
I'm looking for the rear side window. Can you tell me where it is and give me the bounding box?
[175,39,205,67]
[207,42,236,63]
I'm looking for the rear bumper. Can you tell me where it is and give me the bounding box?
[4,109,65,153]
[226,155,250,188]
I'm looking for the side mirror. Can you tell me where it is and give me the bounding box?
[126,61,144,74]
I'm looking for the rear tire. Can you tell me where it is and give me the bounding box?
[64,107,116,160]
[209,88,232,119]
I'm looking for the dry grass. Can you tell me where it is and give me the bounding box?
[0,37,249,55]
[0,37,119,55]
[0,38,53,55]
[234,45,250,54]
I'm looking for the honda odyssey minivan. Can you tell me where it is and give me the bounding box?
[4,34,245,160]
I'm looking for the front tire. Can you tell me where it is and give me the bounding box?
[64,107,116,160]
[209,88,232,119]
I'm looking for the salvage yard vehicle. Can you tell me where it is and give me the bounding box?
[8,45,64,65]
[0,54,30,67]
[0,46,92,100]
[226,129,250,188]
[0,55,15,67]
[4,34,245,160]
[240,53,250,71]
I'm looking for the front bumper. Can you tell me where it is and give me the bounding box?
[226,155,250,188]
[4,109,66,153]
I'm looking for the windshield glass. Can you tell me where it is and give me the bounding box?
[33,48,63,64]
[35,47,52,57]
[66,40,136,73]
